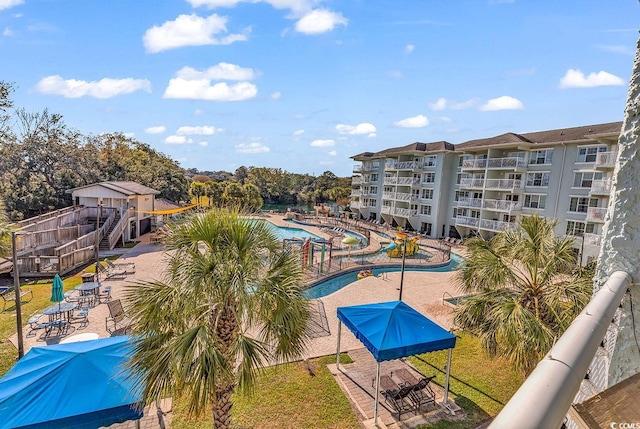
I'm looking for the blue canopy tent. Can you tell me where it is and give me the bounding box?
[336,301,457,425]
[0,336,143,429]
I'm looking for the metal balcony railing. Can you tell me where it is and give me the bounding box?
[393,208,418,217]
[594,151,617,169]
[583,232,603,246]
[461,159,488,169]
[383,177,397,185]
[455,216,480,228]
[395,192,411,201]
[480,219,517,232]
[486,157,528,169]
[590,180,612,195]
[483,199,523,211]
[457,198,483,208]
[381,206,392,214]
[350,201,362,209]
[352,177,362,185]
[351,190,362,197]
[460,178,485,189]
[585,207,607,222]
[382,192,395,200]
[353,165,362,173]
[485,179,525,190]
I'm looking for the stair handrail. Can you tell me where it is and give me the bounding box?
[107,214,127,250]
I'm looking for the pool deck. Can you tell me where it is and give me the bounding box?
[9,213,465,428]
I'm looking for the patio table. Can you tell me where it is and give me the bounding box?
[75,282,101,307]
[43,302,77,322]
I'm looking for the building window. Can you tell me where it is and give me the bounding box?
[421,189,433,199]
[424,156,437,167]
[524,194,546,209]
[370,173,379,182]
[422,172,436,183]
[526,172,550,187]
[566,221,596,236]
[573,172,603,188]
[529,149,553,165]
[569,197,598,213]
[577,146,608,163]
[421,223,432,235]
[420,205,432,216]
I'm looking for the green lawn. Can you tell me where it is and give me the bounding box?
[412,332,524,429]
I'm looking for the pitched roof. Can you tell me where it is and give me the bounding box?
[456,132,532,150]
[519,121,622,145]
[66,181,160,195]
[352,141,454,159]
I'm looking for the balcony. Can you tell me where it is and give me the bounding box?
[461,159,488,170]
[353,165,362,173]
[594,151,617,170]
[583,232,602,247]
[364,176,379,184]
[586,207,608,223]
[382,192,395,200]
[350,200,362,209]
[486,157,528,170]
[395,192,412,202]
[460,178,485,189]
[480,219,517,232]
[455,216,480,228]
[393,208,418,217]
[485,179,525,191]
[483,199,522,212]
[351,177,362,185]
[457,197,483,209]
[381,206,392,214]
[397,177,420,185]
[384,161,396,171]
[590,180,612,196]
[383,177,397,185]
[351,190,362,197]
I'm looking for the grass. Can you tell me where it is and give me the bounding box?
[412,332,524,429]
[171,354,360,429]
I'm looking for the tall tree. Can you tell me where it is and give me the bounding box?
[125,207,310,429]
[242,183,263,211]
[190,182,205,206]
[453,215,592,375]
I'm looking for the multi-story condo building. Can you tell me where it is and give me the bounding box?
[350,122,622,264]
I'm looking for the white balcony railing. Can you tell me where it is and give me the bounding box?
[585,207,607,223]
[594,151,617,169]
[484,179,525,191]
[393,208,418,217]
[582,232,603,247]
[382,192,395,200]
[351,177,362,185]
[350,201,362,209]
[351,190,362,197]
[381,206,392,214]
[395,192,412,201]
[397,177,421,185]
[460,178,485,189]
[457,198,483,208]
[383,177,397,185]
[461,159,487,169]
[590,180,612,195]
[455,216,480,228]
[385,161,396,170]
[483,199,523,212]
[486,157,528,169]
[353,165,362,173]
[480,219,517,232]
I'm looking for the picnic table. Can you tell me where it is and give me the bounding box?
[0,286,33,311]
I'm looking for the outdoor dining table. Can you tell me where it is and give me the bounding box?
[42,301,78,322]
[74,282,101,307]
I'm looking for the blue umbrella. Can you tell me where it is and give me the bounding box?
[50,274,65,310]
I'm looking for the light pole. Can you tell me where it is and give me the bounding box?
[398,234,407,301]
[12,231,24,359]
[578,232,586,267]
[95,201,102,281]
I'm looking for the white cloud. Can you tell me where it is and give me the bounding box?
[35,75,151,98]
[124,132,135,139]
[163,64,257,101]
[480,96,524,111]
[176,125,221,135]
[271,91,282,100]
[143,14,248,53]
[188,0,311,14]
[175,63,255,81]
[145,126,166,134]
[336,122,377,138]
[236,142,270,153]
[328,150,337,156]
[310,139,335,147]
[165,135,194,144]
[293,129,304,136]
[559,68,625,88]
[194,109,204,116]
[394,115,429,128]
[295,9,347,34]
[198,141,209,147]
[3,27,14,36]
[428,97,479,111]
[405,44,415,54]
[0,0,23,11]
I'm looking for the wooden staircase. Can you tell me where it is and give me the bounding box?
[99,211,122,251]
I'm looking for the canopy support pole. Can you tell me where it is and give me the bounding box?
[374,361,381,427]
[336,320,342,371]
[443,347,454,415]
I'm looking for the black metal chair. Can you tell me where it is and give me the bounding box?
[382,385,417,419]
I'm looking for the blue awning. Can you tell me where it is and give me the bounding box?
[337,301,456,362]
[0,336,143,429]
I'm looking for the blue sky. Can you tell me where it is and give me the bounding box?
[1,0,637,177]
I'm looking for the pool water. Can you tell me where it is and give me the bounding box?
[303,254,461,299]
[261,220,321,241]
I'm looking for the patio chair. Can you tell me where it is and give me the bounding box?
[382,385,417,419]
[395,369,436,409]
[105,258,136,274]
[105,299,133,335]
[97,262,126,280]
[64,290,80,303]
[71,307,90,328]
[98,285,112,304]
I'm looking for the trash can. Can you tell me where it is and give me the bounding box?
[81,273,96,283]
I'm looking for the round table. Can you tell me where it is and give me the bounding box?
[75,282,101,307]
[59,333,99,344]
[43,302,77,319]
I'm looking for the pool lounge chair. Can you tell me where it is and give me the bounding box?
[395,369,436,410]
[105,258,136,274]
[105,299,133,334]
[382,385,417,419]
[97,262,127,280]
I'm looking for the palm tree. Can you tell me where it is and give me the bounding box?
[124,207,310,428]
[453,215,592,375]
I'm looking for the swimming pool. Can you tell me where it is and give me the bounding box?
[303,254,462,299]
[261,220,321,241]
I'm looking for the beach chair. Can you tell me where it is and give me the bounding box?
[97,262,126,280]
[382,385,417,419]
[106,258,136,274]
[105,299,133,334]
[395,369,436,409]
[98,285,112,303]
